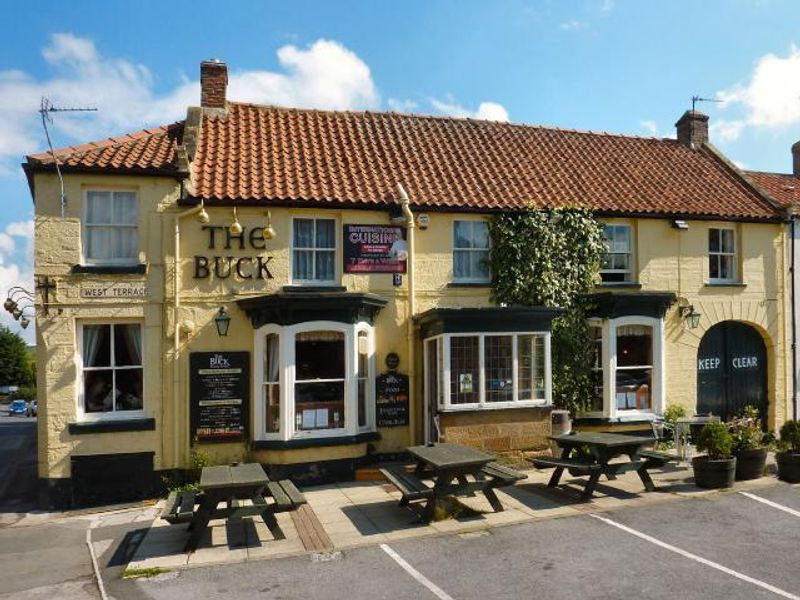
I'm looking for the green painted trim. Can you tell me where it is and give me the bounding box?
[250,431,380,450]
[237,291,388,327]
[416,306,564,338]
[584,290,676,319]
[68,418,156,434]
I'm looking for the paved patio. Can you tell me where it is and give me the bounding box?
[125,458,782,573]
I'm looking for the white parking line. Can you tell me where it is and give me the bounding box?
[739,492,800,518]
[590,513,800,600]
[380,543,455,600]
[86,517,108,600]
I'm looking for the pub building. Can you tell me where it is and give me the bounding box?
[25,60,793,507]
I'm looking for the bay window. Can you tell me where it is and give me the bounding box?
[254,321,375,440]
[426,331,551,410]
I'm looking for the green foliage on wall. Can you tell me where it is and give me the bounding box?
[488,206,605,416]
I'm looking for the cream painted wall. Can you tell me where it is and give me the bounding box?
[32,169,790,480]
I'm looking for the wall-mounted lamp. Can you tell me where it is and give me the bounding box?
[680,304,701,329]
[197,200,210,224]
[263,210,276,240]
[214,306,231,337]
[19,316,30,329]
[229,207,242,235]
[672,219,689,230]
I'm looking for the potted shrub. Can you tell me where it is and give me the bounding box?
[692,421,736,489]
[777,420,800,483]
[728,406,768,481]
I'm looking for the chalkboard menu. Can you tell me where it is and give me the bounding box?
[376,371,409,427]
[189,352,250,442]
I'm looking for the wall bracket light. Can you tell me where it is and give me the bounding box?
[680,304,701,329]
[214,306,231,337]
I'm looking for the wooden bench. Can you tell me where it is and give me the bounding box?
[266,479,307,512]
[380,465,433,506]
[639,449,679,467]
[481,462,528,487]
[161,490,198,525]
[531,456,601,474]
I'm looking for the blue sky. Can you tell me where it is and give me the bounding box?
[2,0,800,341]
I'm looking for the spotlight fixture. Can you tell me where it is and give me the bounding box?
[19,317,30,329]
[672,219,689,230]
[263,210,276,240]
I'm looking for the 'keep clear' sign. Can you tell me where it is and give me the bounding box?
[698,356,759,371]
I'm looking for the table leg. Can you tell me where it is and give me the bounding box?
[482,486,504,513]
[548,467,566,487]
[580,471,602,501]
[260,508,285,540]
[421,495,439,523]
[637,464,658,492]
[185,499,215,552]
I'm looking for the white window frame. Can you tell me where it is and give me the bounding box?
[452,219,491,284]
[583,316,664,419]
[253,320,376,441]
[291,217,339,285]
[600,223,633,283]
[424,331,552,412]
[75,320,145,422]
[82,189,140,265]
[708,227,737,284]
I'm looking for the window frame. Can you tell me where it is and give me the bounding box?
[583,316,663,420]
[600,223,634,283]
[82,189,140,266]
[424,331,552,412]
[75,320,145,422]
[708,227,738,284]
[452,219,491,284]
[290,217,339,285]
[253,320,376,441]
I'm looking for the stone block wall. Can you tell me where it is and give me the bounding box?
[439,407,552,456]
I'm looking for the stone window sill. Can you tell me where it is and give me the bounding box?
[704,282,747,288]
[597,282,643,289]
[251,431,380,450]
[71,264,147,275]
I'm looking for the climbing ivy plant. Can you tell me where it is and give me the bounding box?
[488,206,606,416]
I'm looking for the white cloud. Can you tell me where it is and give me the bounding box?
[430,96,510,122]
[716,44,800,139]
[710,119,747,143]
[560,20,590,31]
[0,220,34,342]
[640,120,659,136]
[388,98,419,112]
[6,220,34,238]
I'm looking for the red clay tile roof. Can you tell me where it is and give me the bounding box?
[26,103,780,220]
[744,170,800,208]
[26,123,183,173]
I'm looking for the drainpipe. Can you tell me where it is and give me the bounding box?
[172,200,207,470]
[396,183,417,442]
[792,213,798,421]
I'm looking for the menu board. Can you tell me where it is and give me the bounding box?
[376,371,409,427]
[189,352,250,442]
[344,224,407,273]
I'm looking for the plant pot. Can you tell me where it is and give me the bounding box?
[776,451,800,483]
[692,456,737,489]
[549,410,572,457]
[733,448,767,481]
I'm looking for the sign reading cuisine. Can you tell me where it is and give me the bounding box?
[189,352,250,442]
[344,225,407,273]
[376,371,409,427]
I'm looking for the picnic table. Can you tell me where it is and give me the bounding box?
[381,443,526,522]
[532,432,674,500]
[161,463,306,552]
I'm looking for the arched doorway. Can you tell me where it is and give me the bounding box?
[696,321,768,422]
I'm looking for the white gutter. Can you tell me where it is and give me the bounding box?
[396,183,417,442]
[172,200,207,469]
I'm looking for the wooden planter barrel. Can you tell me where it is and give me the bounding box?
[776,452,800,483]
[733,448,767,481]
[692,456,736,489]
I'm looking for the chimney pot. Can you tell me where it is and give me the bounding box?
[675,110,709,148]
[792,141,800,176]
[200,59,228,109]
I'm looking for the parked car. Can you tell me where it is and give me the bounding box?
[28,400,37,417]
[8,399,29,417]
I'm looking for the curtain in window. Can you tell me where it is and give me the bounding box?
[83,325,104,366]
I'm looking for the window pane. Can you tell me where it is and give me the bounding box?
[471,250,491,281]
[454,221,472,249]
[617,325,652,367]
[295,331,345,380]
[86,191,112,224]
[315,249,335,280]
[615,368,651,410]
[709,254,720,279]
[357,331,368,428]
[113,228,138,260]
[83,325,111,367]
[485,336,513,402]
[473,222,490,249]
[316,219,336,249]
[720,255,734,280]
[295,381,345,429]
[265,385,280,433]
[358,379,367,428]
[709,229,720,253]
[84,370,113,412]
[264,333,280,434]
[294,219,314,248]
[264,333,280,383]
[112,192,137,225]
[293,250,313,280]
[88,227,112,260]
[721,229,735,254]
[612,254,629,271]
[453,250,470,279]
[115,368,144,411]
[518,334,545,401]
[427,338,440,409]
[114,324,142,366]
[450,336,480,404]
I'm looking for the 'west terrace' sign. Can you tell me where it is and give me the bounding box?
[193,225,274,280]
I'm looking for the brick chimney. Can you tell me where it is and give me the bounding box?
[200,59,228,109]
[792,141,800,176]
[675,110,709,148]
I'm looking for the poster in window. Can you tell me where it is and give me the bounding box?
[376,371,409,427]
[189,352,250,442]
[344,225,407,273]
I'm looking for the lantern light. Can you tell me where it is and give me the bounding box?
[214,306,231,337]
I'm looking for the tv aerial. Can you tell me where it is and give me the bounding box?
[691,95,723,112]
[39,97,97,217]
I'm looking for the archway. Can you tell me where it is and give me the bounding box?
[696,321,768,422]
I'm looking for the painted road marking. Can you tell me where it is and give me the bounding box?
[590,513,800,600]
[739,491,800,518]
[86,517,108,600]
[380,543,455,600]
